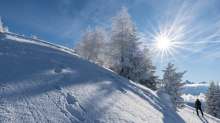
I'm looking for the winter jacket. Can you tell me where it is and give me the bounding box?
[195,100,202,107]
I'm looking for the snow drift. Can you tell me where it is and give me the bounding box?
[0,32,220,123]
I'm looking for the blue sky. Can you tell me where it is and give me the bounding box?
[0,0,220,83]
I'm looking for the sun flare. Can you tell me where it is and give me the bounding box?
[157,37,171,49]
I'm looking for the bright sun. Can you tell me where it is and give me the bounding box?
[157,37,171,49]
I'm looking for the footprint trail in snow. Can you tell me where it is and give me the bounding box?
[65,93,89,122]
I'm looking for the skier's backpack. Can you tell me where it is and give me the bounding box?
[197,101,201,107]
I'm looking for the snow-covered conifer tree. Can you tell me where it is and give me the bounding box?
[204,80,216,116]
[161,62,187,111]
[216,81,220,119]
[75,25,108,66]
[109,5,142,80]
[92,26,108,66]
[213,81,220,118]
[75,25,93,60]
[139,45,159,91]
[205,80,220,118]
[65,44,68,48]
[3,26,9,33]
[0,16,3,32]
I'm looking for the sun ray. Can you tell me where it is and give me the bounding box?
[171,44,195,51]
[167,48,182,66]
[165,49,170,61]
[160,49,165,67]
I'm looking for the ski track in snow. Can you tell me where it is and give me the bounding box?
[1,32,220,123]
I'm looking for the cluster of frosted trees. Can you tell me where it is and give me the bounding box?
[0,16,9,33]
[205,80,220,118]
[75,6,186,111]
[75,6,158,90]
[75,4,187,102]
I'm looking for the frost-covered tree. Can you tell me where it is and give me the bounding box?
[31,35,37,39]
[161,62,187,111]
[92,26,108,66]
[139,45,159,91]
[75,25,108,66]
[65,44,68,48]
[213,81,220,118]
[109,5,143,80]
[216,81,220,119]
[3,26,9,33]
[0,16,3,32]
[205,80,220,118]
[75,25,93,60]
[204,80,216,116]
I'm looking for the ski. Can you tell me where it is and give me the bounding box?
[193,112,204,117]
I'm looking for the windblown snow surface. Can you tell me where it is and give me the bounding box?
[0,32,220,123]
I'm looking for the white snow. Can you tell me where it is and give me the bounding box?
[1,32,220,122]
[157,90,172,108]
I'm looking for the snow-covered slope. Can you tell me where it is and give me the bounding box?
[1,32,220,123]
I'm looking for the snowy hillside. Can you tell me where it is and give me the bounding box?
[1,32,220,123]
